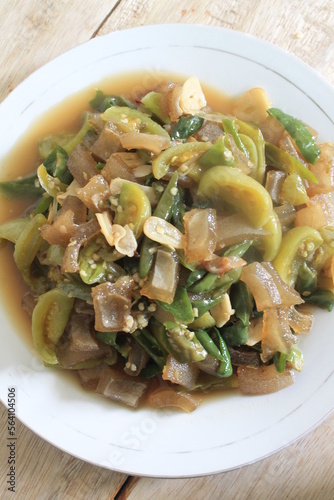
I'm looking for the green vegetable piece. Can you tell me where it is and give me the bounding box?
[140,361,164,379]
[223,240,253,258]
[295,261,318,295]
[265,142,318,184]
[267,108,321,164]
[216,329,233,377]
[274,347,303,373]
[189,311,216,329]
[79,241,125,285]
[95,331,118,346]
[235,119,265,183]
[46,244,65,266]
[114,181,151,238]
[198,136,235,169]
[195,329,225,362]
[273,351,288,373]
[189,269,241,317]
[303,289,334,311]
[79,260,123,285]
[61,112,94,155]
[239,134,258,168]
[34,195,53,215]
[164,321,208,363]
[152,141,211,179]
[230,281,253,327]
[57,280,92,303]
[192,372,238,390]
[32,288,74,365]
[190,290,227,319]
[272,226,323,287]
[149,317,180,358]
[221,320,249,346]
[0,175,43,199]
[104,95,135,110]
[157,286,194,324]
[171,186,185,232]
[43,145,72,184]
[189,272,219,293]
[153,173,179,220]
[186,268,207,288]
[222,118,248,157]
[96,331,131,357]
[102,106,169,138]
[141,91,170,124]
[39,133,74,160]
[89,89,107,110]
[132,329,167,369]
[37,164,67,198]
[190,267,242,296]
[90,89,135,111]
[171,115,204,141]
[13,213,47,293]
[281,172,309,206]
[198,165,273,229]
[0,216,30,244]
[286,348,303,371]
[139,171,178,278]
[189,268,241,293]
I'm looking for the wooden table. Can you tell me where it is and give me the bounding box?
[0,1,333,498]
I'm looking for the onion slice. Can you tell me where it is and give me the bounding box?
[184,208,216,262]
[147,387,201,413]
[261,307,296,362]
[240,261,303,311]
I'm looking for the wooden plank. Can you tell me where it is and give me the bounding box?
[0,2,127,498]
[0,0,120,103]
[120,412,334,499]
[98,0,334,85]
[0,404,126,499]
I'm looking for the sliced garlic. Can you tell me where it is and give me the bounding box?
[143,216,184,249]
[210,294,235,328]
[114,224,137,257]
[96,212,137,257]
[132,164,152,178]
[179,77,206,114]
[96,211,115,246]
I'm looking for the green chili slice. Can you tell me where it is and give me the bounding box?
[265,142,318,184]
[267,107,320,164]
[171,115,204,141]
[139,171,178,278]
[157,286,194,324]
[0,175,43,199]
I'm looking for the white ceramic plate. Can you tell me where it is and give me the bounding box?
[0,25,333,478]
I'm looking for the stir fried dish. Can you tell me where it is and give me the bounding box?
[1,76,334,412]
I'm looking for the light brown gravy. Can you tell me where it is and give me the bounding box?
[0,71,237,404]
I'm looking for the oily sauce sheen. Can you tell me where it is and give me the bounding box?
[0,71,236,404]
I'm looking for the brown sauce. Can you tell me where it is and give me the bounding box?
[0,71,237,405]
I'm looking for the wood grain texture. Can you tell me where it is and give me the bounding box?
[0,404,126,500]
[98,0,334,85]
[120,413,334,499]
[0,0,119,103]
[0,0,333,499]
